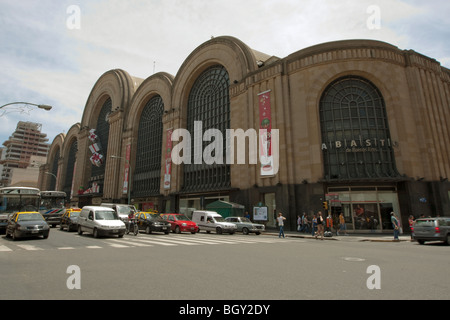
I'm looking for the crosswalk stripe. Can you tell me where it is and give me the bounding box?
[108,238,153,247]
[0,245,12,252]
[16,244,43,251]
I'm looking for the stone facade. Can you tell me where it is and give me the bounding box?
[39,36,450,232]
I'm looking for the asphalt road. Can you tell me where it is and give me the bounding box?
[1,227,449,301]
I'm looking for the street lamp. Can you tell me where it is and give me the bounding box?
[0,102,52,116]
[110,155,132,205]
[1,102,53,110]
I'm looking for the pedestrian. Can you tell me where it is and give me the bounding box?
[315,211,324,240]
[297,215,302,232]
[338,212,347,236]
[391,212,400,240]
[311,214,317,236]
[277,212,286,238]
[326,213,333,235]
[301,212,308,233]
[408,215,415,239]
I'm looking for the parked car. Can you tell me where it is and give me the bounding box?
[77,206,126,238]
[161,213,198,234]
[136,212,171,234]
[5,211,50,240]
[59,208,82,232]
[225,216,265,235]
[412,217,450,245]
[192,210,237,234]
[100,203,137,223]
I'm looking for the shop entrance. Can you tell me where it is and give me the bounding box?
[327,186,400,233]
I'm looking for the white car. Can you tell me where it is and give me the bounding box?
[225,216,265,235]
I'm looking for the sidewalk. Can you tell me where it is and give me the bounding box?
[263,230,412,242]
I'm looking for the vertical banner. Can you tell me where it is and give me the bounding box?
[122,144,131,194]
[164,129,173,189]
[258,90,274,176]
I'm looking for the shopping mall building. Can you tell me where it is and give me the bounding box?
[38,36,450,232]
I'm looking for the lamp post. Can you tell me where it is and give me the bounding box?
[110,155,131,205]
[1,102,52,111]
[45,172,57,190]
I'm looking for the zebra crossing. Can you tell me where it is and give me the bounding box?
[0,233,299,252]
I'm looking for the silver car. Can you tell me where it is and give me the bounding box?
[412,217,450,245]
[225,217,265,235]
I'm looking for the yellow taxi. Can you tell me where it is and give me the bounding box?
[60,208,82,232]
[5,211,50,240]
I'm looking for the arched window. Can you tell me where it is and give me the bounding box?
[90,98,111,185]
[63,140,77,197]
[134,95,164,197]
[183,65,230,191]
[49,149,59,190]
[320,76,399,181]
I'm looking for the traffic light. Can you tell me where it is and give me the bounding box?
[322,201,328,210]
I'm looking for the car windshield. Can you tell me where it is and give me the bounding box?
[240,217,252,223]
[70,211,80,217]
[174,214,190,221]
[214,216,225,222]
[17,213,44,222]
[117,206,136,215]
[146,214,162,221]
[95,211,118,220]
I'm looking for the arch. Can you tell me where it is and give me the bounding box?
[319,75,400,181]
[81,69,138,129]
[172,36,260,116]
[126,72,174,137]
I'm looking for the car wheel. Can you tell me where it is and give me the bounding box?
[445,234,450,246]
[12,231,18,241]
[93,228,99,238]
[242,227,249,235]
[216,227,223,234]
[175,226,181,234]
[146,226,151,234]
[77,226,83,235]
[418,239,425,245]
[43,232,49,239]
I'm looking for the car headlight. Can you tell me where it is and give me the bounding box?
[182,223,187,226]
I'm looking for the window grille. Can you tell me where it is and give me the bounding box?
[183,65,230,192]
[134,95,164,197]
[320,76,399,181]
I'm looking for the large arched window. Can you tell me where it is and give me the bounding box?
[183,65,230,191]
[63,140,77,197]
[320,76,399,181]
[134,95,164,197]
[49,149,59,190]
[90,98,111,185]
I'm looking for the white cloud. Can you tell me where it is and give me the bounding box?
[0,0,448,146]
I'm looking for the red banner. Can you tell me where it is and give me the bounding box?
[164,129,173,189]
[258,90,274,176]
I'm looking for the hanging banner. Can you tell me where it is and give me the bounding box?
[164,129,173,189]
[122,144,131,194]
[258,90,275,176]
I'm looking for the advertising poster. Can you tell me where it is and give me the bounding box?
[258,90,274,176]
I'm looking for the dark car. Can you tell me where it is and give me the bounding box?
[5,211,50,240]
[412,217,450,245]
[59,208,82,232]
[136,212,171,234]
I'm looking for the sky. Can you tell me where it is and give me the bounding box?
[0,0,449,146]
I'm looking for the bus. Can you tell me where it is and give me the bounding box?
[39,191,67,227]
[0,187,41,231]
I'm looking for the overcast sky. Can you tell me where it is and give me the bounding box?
[0,0,449,145]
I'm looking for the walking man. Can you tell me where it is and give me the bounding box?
[277,212,286,238]
[391,212,400,241]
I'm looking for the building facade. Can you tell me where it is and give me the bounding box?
[39,36,450,232]
[2,121,49,186]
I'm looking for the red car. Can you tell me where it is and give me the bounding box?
[161,213,199,234]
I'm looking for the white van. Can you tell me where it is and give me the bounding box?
[101,203,137,222]
[192,210,237,234]
[77,206,126,238]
